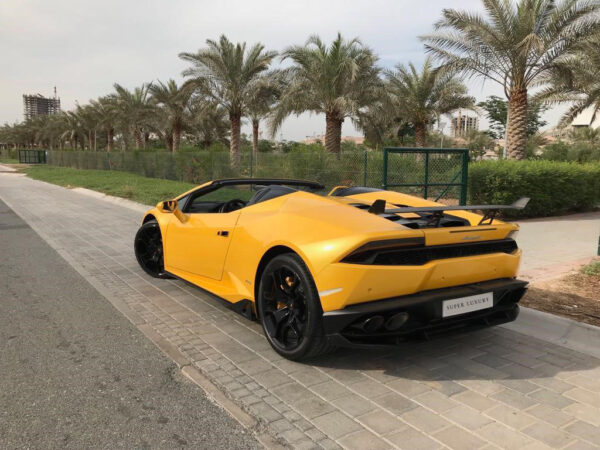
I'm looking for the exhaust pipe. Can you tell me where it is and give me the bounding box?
[385,312,410,331]
[358,315,384,333]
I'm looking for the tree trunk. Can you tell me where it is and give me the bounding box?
[230,113,241,168]
[507,88,527,160]
[252,119,259,157]
[165,132,173,152]
[415,123,426,148]
[325,113,343,155]
[106,128,114,152]
[88,130,93,151]
[134,128,143,150]
[172,122,181,152]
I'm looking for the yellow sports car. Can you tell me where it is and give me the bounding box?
[134,178,529,360]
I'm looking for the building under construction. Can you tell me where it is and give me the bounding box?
[451,111,479,138]
[23,89,61,121]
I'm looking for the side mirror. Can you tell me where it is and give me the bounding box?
[157,199,178,213]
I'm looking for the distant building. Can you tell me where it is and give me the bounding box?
[300,135,364,145]
[570,106,600,129]
[23,89,61,120]
[450,111,479,137]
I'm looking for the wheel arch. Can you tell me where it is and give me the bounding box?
[143,213,157,224]
[254,245,304,302]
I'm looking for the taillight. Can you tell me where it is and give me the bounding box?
[341,237,425,264]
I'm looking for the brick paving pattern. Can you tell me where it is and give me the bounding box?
[1,174,599,449]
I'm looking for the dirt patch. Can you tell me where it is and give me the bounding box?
[522,262,600,327]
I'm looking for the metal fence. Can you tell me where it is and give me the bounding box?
[46,150,384,192]
[44,148,469,204]
[382,147,469,205]
[19,150,47,164]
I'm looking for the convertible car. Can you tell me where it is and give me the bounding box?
[134,178,529,360]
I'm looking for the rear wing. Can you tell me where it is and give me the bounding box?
[368,198,530,226]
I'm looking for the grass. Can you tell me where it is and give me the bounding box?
[24,166,196,206]
[0,157,19,164]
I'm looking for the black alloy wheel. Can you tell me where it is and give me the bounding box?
[134,220,171,278]
[257,253,335,360]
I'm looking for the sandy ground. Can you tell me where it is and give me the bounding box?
[522,261,600,327]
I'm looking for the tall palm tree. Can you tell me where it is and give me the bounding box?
[75,104,99,151]
[112,83,154,149]
[38,114,65,150]
[271,33,381,154]
[536,38,600,127]
[246,72,282,156]
[187,97,230,148]
[421,0,600,159]
[149,79,194,152]
[384,57,475,147]
[179,35,277,166]
[90,97,118,152]
[59,111,85,150]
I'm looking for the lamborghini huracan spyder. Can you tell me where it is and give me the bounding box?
[134,178,529,360]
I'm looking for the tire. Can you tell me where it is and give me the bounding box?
[134,220,172,279]
[257,253,336,360]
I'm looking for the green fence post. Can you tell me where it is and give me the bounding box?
[424,150,430,200]
[363,151,367,186]
[460,149,469,205]
[382,148,388,189]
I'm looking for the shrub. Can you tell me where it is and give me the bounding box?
[542,141,600,163]
[469,160,600,218]
[582,260,600,276]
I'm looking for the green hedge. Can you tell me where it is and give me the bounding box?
[469,160,600,218]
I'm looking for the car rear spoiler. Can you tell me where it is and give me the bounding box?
[368,197,530,225]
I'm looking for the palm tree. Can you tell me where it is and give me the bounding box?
[271,33,381,155]
[246,72,282,156]
[149,79,194,152]
[421,0,600,159]
[59,112,85,150]
[384,57,475,147]
[75,104,99,150]
[90,97,118,152]
[179,35,277,166]
[187,97,230,148]
[536,38,600,128]
[38,114,66,150]
[112,83,154,149]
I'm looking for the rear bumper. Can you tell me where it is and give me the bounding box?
[322,278,527,347]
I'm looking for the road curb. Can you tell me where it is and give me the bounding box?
[181,366,286,450]
[502,306,600,359]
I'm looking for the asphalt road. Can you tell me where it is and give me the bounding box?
[0,199,258,449]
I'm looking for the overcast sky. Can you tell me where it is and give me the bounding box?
[0,0,565,140]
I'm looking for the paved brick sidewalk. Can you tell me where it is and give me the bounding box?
[516,212,600,282]
[2,173,599,450]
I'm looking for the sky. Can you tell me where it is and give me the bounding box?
[0,0,565,140]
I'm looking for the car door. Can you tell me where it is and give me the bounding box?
[165,189,246,280]
[165,212,240,280]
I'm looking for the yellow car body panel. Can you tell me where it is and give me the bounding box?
[142,185,521,314]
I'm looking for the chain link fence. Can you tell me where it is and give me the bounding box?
[42,148,468,203]
[382,148,469,205]
[46,150,384,192]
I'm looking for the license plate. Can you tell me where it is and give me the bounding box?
[442,292,493,317]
